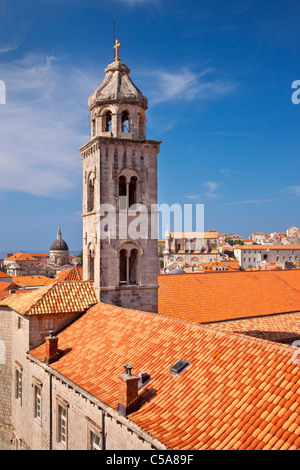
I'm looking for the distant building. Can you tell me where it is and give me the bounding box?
[3,228,73,279]
[163,229,221,268]
[234,244,300,270]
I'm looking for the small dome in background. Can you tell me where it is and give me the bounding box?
[50,227,69,252]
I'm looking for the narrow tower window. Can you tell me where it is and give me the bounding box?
[129,249,138,284]
[87,174,95,213]
[121,111,129,133]
[92,119,96,136]
[119,249,127,284]
[129,176,137,208]
[103,111,112,132]
[119,176,127,210]
[88,246,95,282]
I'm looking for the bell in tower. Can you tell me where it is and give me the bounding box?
[80,40,161,314]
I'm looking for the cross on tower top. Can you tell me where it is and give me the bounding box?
[114,39,121,60]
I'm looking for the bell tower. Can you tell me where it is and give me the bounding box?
[80,40,161,313]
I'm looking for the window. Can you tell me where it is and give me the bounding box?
[90,431,102,450]
[129,176,137,208]
[15,369,22,402]
[87,245,95,282]
[119,245,139,285]
[43,318,55,332]
[58,405,67,445]
[92,119,96,136]
[121,110,129,133]
[103,111,112,132]
[17,316,23,329]
[129,249,138,284]
[87,173,95,213]
[34,385,41,421]
[118,169,139,210]
[119,175,127,210]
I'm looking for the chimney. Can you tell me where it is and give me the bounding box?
[44,331,59,365]
[118,364,139,417]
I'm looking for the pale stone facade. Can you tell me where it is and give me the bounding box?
[81,41,161,313]
[163,230,221,269]
[0,305,165,450]
[234,245,300,270]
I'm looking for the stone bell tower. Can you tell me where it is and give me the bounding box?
[80,40,161,313]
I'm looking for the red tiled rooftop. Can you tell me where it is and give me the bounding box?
[0,271,12,279]
[234,245,300,250]
[6,251,38,262]
[0,280,97,315]
[13,275,50,287]
[158,270,300,323]
[29,301,300,450]
[207,311,300,345]
[46,266,83,285]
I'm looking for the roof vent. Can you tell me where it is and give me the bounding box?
[138,372,151,389]
[123,364,133,376]
[170,360,191,376]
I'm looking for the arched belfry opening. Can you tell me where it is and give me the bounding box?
[103,110,112,132]
[121,110,130,133]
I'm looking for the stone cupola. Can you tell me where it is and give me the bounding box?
[88,40,147,140]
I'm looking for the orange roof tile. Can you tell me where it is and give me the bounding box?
[158,270,300,323]
[207,311,300,345]
[6,251,38,262]
[0,282,16,292]
[234,245,300,250]
[0,271,12,278]
[29,302,300,450]
[0,281,97,315]
[12,275,50,287]
[46,266,83,284]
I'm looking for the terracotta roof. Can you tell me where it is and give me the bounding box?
[6,252,37,262]
[234,245,300,250]
[208,311,300,345]
[0,271,12,278]
[12,275,50,287]
[29,302,300,450]
[0,282,16,292]
[0,281,97,315]
[158,270,300,323]
[47,266,83,284]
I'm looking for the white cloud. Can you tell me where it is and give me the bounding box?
[149,67,236,105]
[0,53,94,197]
[0,39,19,54]
[288,186,300,198]
[118,0,158,5]
[224,198,278,206]
[203,181,220,199]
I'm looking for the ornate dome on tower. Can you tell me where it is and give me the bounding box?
[88,40,148,110]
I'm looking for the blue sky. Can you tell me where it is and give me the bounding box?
[0,0,300,252]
